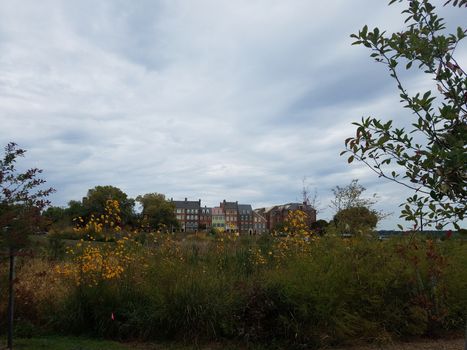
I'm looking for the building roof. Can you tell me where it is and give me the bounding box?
[200,206,212,214]
[212,208,225,216]
[253,211,267,221]
[256,202,316,213]
[238,204,252,212]
[172,198,201,209]
[221,200,238,210]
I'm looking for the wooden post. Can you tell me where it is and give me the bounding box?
[7,248,15,350]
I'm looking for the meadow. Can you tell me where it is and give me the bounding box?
[1,225,466,349]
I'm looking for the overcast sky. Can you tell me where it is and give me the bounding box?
[0,1,465,229]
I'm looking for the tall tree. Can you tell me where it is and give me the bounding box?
[333,206,379,236]
[136,193,178,231]
[82,185,135,226]
[65,200,87,222]
[329,179,383,235]
[343,0,466,229]
[330,179,377,213]
[0,142,54,349]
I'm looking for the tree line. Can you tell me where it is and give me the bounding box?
[43,186,180,234]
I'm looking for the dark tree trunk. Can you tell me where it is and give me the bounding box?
[7,249,15,350]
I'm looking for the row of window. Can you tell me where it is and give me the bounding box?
[176,216,262,222]
[175,208,253,217]
[176,214,198,220]
[175,208,198,214]
[210,223,265,230]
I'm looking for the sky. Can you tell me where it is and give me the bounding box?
[0,1,465,229]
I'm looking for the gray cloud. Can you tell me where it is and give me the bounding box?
[0,0,464,229]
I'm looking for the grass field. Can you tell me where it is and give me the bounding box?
[0,336,128,350]
[1,232,466,349]
[1,336,464,350]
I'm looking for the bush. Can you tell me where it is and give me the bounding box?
[1,234,466,347]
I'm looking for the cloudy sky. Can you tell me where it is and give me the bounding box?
[0,1,465,229]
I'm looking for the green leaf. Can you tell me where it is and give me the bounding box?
[422,91,431,100]
[361,25,368,38]
[457,26,466,40]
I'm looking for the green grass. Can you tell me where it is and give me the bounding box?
[0,336,128,350]
[0,336,265,350]
[2,235,466,348]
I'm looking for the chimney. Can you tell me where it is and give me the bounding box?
[185,197,187,202]
[199,199,201,205]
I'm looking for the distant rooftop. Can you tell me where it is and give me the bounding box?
[172,198,201,209]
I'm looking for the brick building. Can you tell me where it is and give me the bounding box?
[199,206,212,231]
[220,200,238,232]
[253,211,267,234]
[255,202,316,232]
[211,207,225,231]
[238,204,254,234]
[172,198,201,232]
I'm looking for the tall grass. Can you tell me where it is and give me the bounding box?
[1,234,466,348]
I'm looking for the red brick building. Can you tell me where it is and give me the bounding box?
[255,202,316,232]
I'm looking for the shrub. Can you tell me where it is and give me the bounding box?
[1,234,466,347]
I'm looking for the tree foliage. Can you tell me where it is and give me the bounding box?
[82,185,135,226]
[310,219,329,236]
[334,206,379,236]
[330,179,384,235]
[136,193,178,231]
[0,142,54,350]
[330,179,378,213]
[0,142,54,250]
[343,0,466,229]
